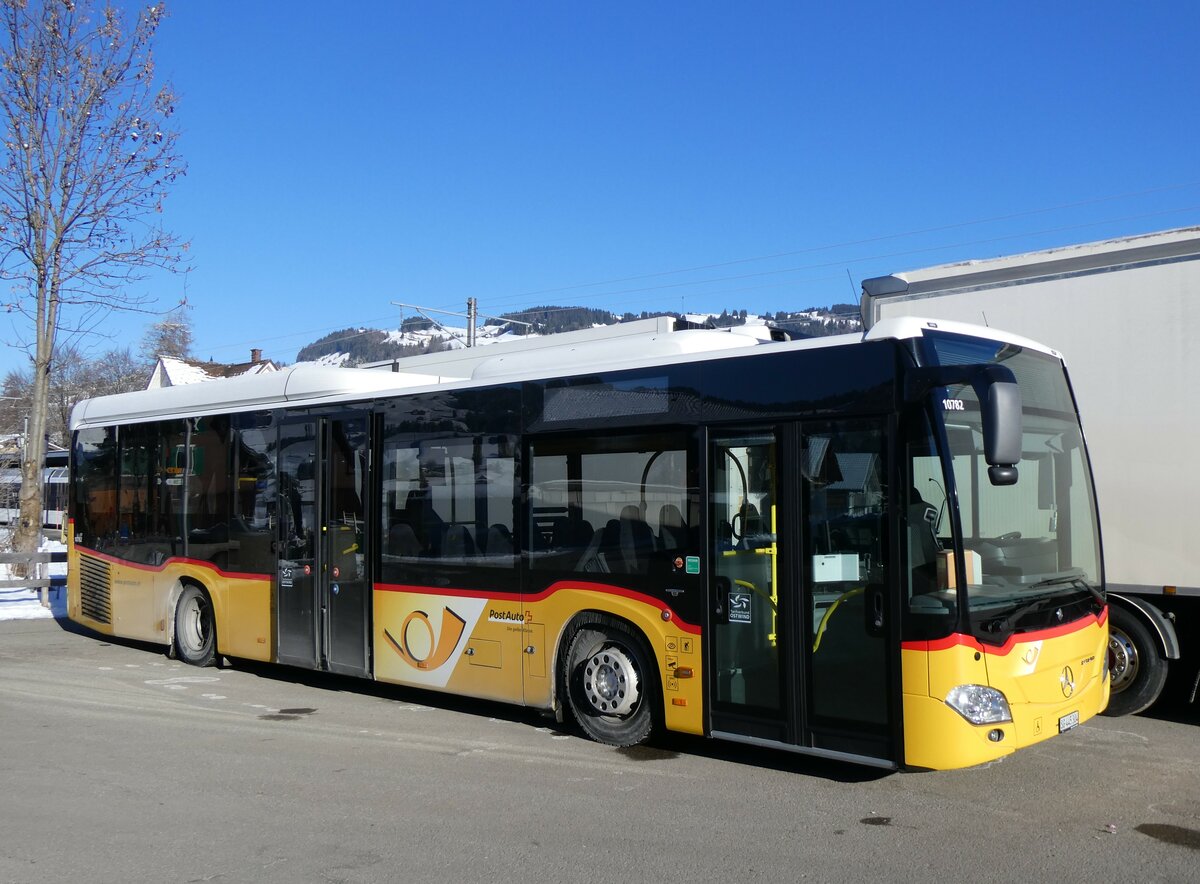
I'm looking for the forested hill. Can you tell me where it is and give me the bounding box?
[295,304,861,366]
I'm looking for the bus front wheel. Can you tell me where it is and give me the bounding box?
[563,621,655,747]
[174,585,217,668]
[1104,604,1167,717]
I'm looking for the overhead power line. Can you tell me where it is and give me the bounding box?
[490,204,1200,314]
[196,186,1200,360]
[476,181,1200,307]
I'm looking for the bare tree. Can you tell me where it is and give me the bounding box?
[139,301,192,364]
[89,344,146,395]
[0,364,28,430]
[3,341,146,449]
[0,366,22,436]
[43,344,90,447]
[0,1,185,555]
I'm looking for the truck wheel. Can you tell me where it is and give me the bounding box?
[563,621,656,747]
[174,585,217,667]
[1104,604,1167,716]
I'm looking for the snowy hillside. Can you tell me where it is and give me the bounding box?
[295,306,859,367]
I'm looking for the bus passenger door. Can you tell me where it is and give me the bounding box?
[321,415,370,677]
[708,423,897,765]
[709,431,790,742]
[802,420,894,763]
[277,418,319,669]
[276,414,371,677]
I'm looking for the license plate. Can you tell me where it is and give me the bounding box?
[1058,710,1080,733]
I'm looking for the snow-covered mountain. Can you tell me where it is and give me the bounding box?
[295,305,860,367]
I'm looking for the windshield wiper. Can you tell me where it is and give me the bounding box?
[1028,575,1105,608]
[980,596,1056,635]
[980,577,1103,636]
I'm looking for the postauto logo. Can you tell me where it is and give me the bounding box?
[384,607,467,671]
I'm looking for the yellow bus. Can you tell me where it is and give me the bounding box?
[67,316,1109,770]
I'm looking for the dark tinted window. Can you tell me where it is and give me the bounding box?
[542,376,670,422]
[527,367,701,432]
[113,421,185,565]
[700,343,895,420]
[922,332,1076,416]
[72,426,118,551]
[229,412,277,574]
[185,416,232,566]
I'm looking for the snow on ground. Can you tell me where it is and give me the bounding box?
[0,534,67,621]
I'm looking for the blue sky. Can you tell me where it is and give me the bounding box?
[6,1,1198,371]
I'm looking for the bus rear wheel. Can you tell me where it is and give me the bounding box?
[1104,604,1167,717]
[563,622,655,747]
[174,585,217,667]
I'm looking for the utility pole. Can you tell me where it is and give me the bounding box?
[390,300,532,349]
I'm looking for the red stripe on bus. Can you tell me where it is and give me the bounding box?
[74,545,270,583]
[374,579,702,635]
[902,606,1107,655]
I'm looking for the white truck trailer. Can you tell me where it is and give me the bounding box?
[861,226,1199,716]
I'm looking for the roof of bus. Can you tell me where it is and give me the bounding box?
[69,315,1058,431]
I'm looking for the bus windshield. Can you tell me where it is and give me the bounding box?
[919,332,1103,633]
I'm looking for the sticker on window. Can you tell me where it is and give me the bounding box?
[728,592,751,623]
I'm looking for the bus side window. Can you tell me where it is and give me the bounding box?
[530,436,691,576]
[379,428,517,573]
[904,413,957,635]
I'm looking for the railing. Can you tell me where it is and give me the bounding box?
[0,551,68,608]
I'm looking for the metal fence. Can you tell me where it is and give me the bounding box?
[0,551,68,608]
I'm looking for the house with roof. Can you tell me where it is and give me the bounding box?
[146,349,278,389]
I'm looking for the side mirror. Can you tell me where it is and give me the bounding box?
[979,369,1021,485]
[906,363,1022,486]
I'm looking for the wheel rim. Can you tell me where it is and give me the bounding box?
[582,645,641,717]
[1108,626,1139,693]
[180,594,210,655]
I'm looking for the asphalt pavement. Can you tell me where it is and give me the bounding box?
[1,616,1197,883]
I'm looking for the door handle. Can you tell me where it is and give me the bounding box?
[715,576,730,621]
[866,585,885,635]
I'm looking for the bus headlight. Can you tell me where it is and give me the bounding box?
[945,685,1013,725]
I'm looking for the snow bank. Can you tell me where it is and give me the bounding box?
[0,535,67,621]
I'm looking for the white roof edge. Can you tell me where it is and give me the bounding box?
[69,363,442,431]
[470,327,760,379]
[360,316,675,377]
[865,316,1060,358]
[71,327,782,432]
[892,225,1200,283]
[74,321,1039,432]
